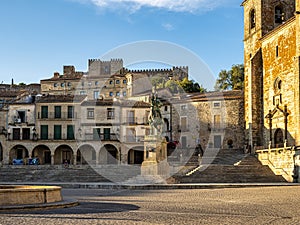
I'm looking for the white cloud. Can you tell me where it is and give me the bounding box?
[87,0,224,13]
[162,23,174,31]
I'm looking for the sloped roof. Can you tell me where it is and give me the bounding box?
[81,99,150,108]
[36,95,87,103]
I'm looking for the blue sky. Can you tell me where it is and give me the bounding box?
[0,0,244,90]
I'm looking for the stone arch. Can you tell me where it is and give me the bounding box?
[32,145,51,165]
[127,146,144,165]
[9,145,29,165]
[99,144,119,164]
[274,128,284,147]
[77,144,96,165]
[54,144,74,165]
[273,77,282,94]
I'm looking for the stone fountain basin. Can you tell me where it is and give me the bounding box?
[0,185,62,206]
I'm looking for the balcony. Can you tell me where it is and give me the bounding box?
[124,136,145,143]
[82,133,119,141]
[208,123,227,132]
[124,117,149,125]
[37,112,78,120]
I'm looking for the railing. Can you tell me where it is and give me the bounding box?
[124,117,148,125]
[256,145,296,182]
[82,133,119,141]
[37,112,78,119]
[123,136,144,143]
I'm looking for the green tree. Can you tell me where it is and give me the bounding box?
[214,64,244,90]
[178,77,206,93]
[165,80,180,93]
[151,76,167,89]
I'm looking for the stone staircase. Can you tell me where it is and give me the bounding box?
[0,164,140,183]
[174,148,287,183]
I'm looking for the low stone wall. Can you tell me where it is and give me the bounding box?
[256,147,296,182]
[0,185,62,206]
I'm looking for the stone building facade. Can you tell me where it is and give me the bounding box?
[243,0,300,148]
[170,91,245,151]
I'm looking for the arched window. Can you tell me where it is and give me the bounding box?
[274,77,282,93]
[250,9,256,29]
[275,6,284,24]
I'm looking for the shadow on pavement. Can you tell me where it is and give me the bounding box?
[1,202,140,215]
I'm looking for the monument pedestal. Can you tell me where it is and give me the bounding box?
[140,135,170,183]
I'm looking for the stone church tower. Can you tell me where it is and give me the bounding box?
[242,0,300,150]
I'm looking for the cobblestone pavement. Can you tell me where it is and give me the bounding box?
[0,186,300,224]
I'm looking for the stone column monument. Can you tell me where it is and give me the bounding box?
[140,91,170,183]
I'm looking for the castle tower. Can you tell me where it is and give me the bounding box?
[295,1,300,146]
[242,0,264,150]
[242,0,296,150]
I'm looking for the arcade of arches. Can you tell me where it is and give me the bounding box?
[6,143,129,165]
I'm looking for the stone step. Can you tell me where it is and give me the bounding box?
[173,153,287,183]
[0,165,141,183]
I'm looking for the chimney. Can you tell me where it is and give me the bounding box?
[53,72,60,78]
[63,66,75,76]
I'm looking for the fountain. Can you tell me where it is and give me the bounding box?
[0,185,78,211]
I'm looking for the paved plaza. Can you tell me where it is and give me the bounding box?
[0,186,299,224]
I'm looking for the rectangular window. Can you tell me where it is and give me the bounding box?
[80,91,86,95]
[87,108,94,119]
[54,125,62,140]
[123,91,126,96]
[180,117,187,131]
[126,128,136,142]
[181,136,187,148]
[13,128,21,140]
[107,108,115,120]
[127,110,135,124]
[145,128,150,136]
[213,101,221,108]
[67,125,75,140]
[54,106,61,118]
[214,115,221,128]
[181,104,187,112]
[68,106,74,119]
[93,128,101,140]
[41,125,48,140]
[214,135,222,148]
[109,92,113,97]
[17,111,26,123]
[22,128,30,140]
[41,106,48,119]
[94,91,100,99]
[104,128,110,140]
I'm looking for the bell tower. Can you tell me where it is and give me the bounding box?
[242,0,296,150]
[242,0,264,151]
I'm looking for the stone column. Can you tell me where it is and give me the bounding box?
[96,151,99,165]
[73,153,77,165]
[51,154,54,165]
